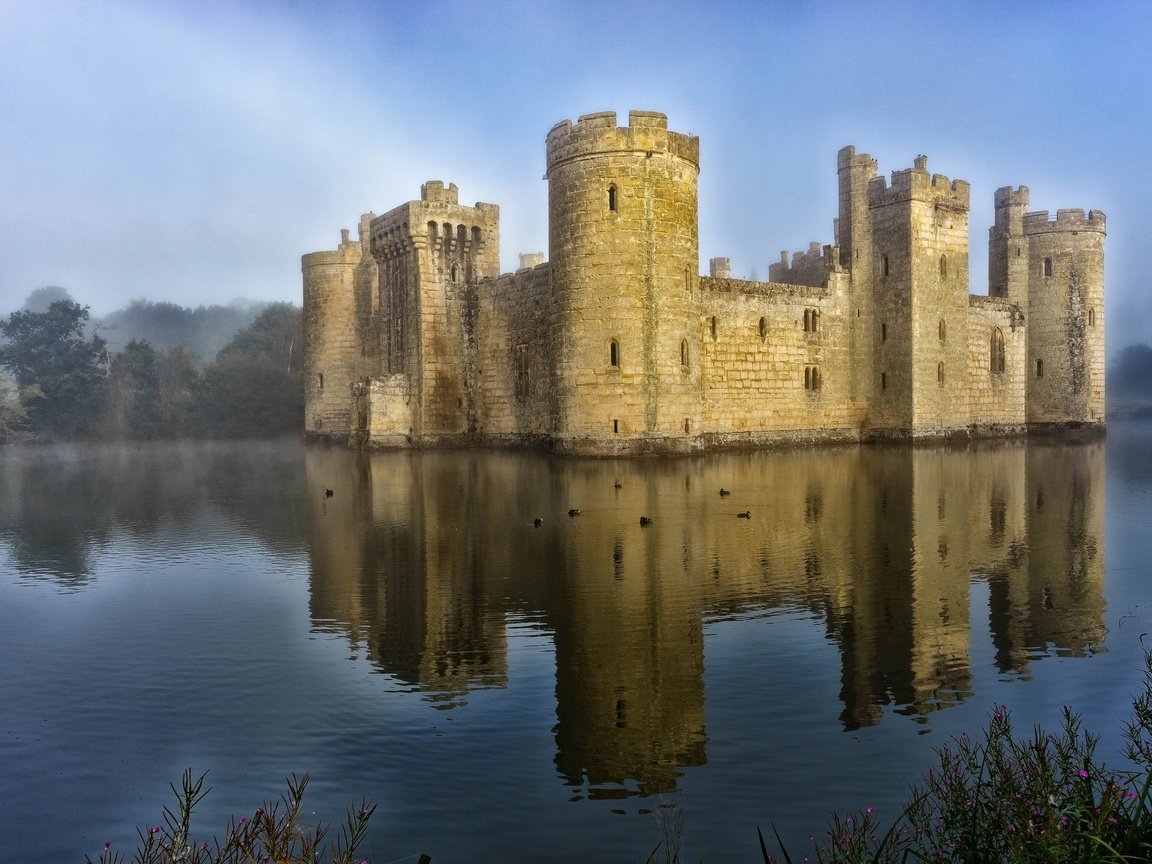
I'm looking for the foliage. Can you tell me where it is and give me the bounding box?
[0,299,108,440]
[88,769,379,864]
[763,658,1152,864]
[97,298,268,362]
[20,285,74,313]
[198,303,303,437]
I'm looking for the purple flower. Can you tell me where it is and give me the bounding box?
[1079,769,1090,778]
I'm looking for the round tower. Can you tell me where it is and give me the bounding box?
[544,110,701,453]
[302,215,376,441]
[1023,208,1106,428]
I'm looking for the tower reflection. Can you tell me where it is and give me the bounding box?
[306,440,1105,794]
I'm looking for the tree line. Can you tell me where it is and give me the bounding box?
[0,294,303,443]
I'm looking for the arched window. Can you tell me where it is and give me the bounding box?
[937,362,945,385]
[939,254,948,277]
[680,339,689,368]
[609,340,619,368]
[812,367,821,390]
[608,184,618,212]
[804,367,812,390]
[451,264,458,283]
[939,319,946,341]
[1036,358,1044,378]
[803,309,810,331]
[1088,307,1096,326]
[759,316,768,339]
[990,328,1006,374]
[1043,257,1053,277]
[812,310,819,332]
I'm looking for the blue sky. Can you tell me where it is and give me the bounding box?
[2,0,1149,351]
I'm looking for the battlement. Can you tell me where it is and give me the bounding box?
[301,218,374,268]
[994,186,1030,209]
[767,242,840,287]
[1023,208,1106,234]
[545,109,699,175]
[837,145,878,174]
[867,155,970,208]
[369,185,499,261]
[421,181,459,204]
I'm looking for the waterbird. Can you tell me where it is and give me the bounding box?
[639,516,653,526]
[568,508,582,517]
[533,517,543,528]
[325,488,334,498]
[719,488,731,497]
[737,511,751,519]
[614,479,623,489]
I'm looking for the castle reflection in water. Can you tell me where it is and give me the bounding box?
[305,441,1105,798]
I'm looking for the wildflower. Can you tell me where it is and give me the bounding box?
[104,842,110,851]
[1078,769,1089,778]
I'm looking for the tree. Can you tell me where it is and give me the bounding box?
[197,303,303,437]
[0,300,107,440]
[100,339,163,439]
[20,285,73,314]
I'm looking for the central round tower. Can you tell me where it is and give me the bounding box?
[545,110,701,453]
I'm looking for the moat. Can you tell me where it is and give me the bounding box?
[2,427,1151,862]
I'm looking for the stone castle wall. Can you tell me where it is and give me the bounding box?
[303,111,1106,453]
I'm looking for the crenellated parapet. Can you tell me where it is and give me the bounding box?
[1023,208,1106,236]
[369,180,500,273]
[768,242,843,287]
[545,110,699,176]
[868,155,970,210]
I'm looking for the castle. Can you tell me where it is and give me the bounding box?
[302,110,1105,454]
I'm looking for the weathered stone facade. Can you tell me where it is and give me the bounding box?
[303,110,1106,454]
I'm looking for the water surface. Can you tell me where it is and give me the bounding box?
[2,429,1151,861]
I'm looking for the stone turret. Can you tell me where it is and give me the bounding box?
[544,110,701,452]
[302,215,377,440]
[1023,207,1106,428]
[867,156,971,438]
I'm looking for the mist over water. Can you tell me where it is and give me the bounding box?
[1,429,1150,862]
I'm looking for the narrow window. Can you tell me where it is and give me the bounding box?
[1088,307,1096,326]
[881,322,888,342]
[881,255,890,278]
[684,418,691,434]
[680,339,689,368]
[811,310,819,332]
[804,367,811,390]
[803,309,811,331]
[451,264,458,283]
[710,316,717,339]
[318,373,324,390]
[881,372,887,390]
[759,316,768,338]
[991,328,1006,373]
[613,419,619,433]
[939,319,946,341]
[1036,359,1044,378]
[812,367,821,390]
[1043,257,1053,277]
[937,362,945,385]
[939,254,948,278]
[608,184,618,212]
[609,340,619,368]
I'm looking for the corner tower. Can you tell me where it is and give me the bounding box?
[302,215,378,441]
[1023,208,1106,428]
[545,110,701,453]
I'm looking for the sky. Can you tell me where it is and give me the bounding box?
[2,0,1150,352]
